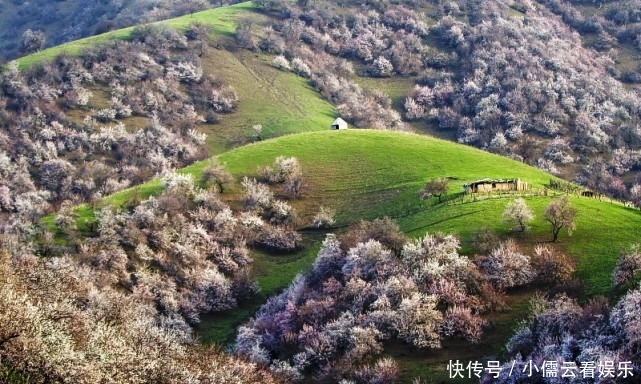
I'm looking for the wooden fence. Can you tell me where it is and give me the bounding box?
[383,184,638,223]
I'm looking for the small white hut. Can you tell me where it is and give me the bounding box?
[331,118,348,130]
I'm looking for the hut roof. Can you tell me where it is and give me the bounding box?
[462,178,519,187]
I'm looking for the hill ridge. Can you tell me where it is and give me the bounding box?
[13,2,255,69]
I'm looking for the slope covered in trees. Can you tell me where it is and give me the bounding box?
[43,128,641,382]
[0,0,243,60]
[54,130,641,301]
[248,0,641,204]
[0,2,335,254]
[0,3,335,381]
[3,1,641,382]
[0,248,280,383]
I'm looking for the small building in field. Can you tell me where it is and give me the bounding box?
[331,118,348,130]
[463,178,528,194]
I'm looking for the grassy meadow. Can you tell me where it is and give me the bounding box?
[46,129,641,297]
[44,130,641,378]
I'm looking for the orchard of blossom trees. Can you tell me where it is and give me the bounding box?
[45,160,305,323]
[0,0,246,59]
[0,248,279,383]
[236,217,576,383]
[0,24,240,240]
[0,157,306,381]
[404,0,641,198]
[540,0,641,76]
[486,277,641,382]
[254,1,408,130]
[2,0,641,382]
[253,0,641,204]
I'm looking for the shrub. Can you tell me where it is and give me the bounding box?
[209,86,239,113]
[405,97,426,120]
[532,244,575,284]
[161,171,194,194]
[291,58,312,78]
[311,206,335,228]
[368,56,394,77]
[477,240,536,289]
[202,161,234,193]
[441,306,484,343]
[256,226,302,252]
[272,55,291,70]
[241,177,274,211]
[613,244,641,286]
[265,200,296,227]
[235,21,257,50]
[340,217,407,256]
[470,227,499,253]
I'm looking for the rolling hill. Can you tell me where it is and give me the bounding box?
[12,2,335,154]
[0,0,223,60]
[47,128,641,382]
[51,131,640,319]
[9,2,641,382]
[14,2,251,68]
[209,129,641,382]
[202,130,641,296]
[50,127,641,296]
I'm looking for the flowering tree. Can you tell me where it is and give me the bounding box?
[490,287,641,383]
[531,244,575,284]
[202,160,234,193]
[311,206,335,228]
[21,29,46,53]
[613,244,641,286]
[237,224,514,382]
[477,240,536,289]
[502,198,534,232]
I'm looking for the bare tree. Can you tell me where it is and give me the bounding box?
[419,178,449,203]
[544,196,577,242]
[630,183,641,209]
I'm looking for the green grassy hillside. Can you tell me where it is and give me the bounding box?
[200,49,336,153]
[218,130,550,219]
[13,2,641,383]
[55,130,641,296]
[12,1,335,153]
[213,130,641,382]
[217,130,641,294]
[43,129,641,383]
[15,2,254,68]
